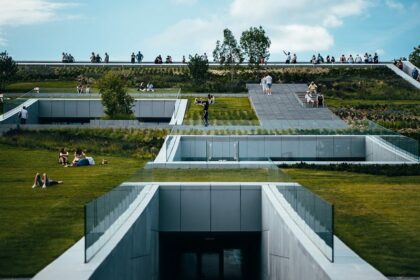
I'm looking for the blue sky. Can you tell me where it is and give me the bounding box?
[0,0,419,62]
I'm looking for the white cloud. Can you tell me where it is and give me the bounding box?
[323,15,343,28]
[147,17,224,56]
[230,0,369,25]
[0,0,77,27]
[330,0,369,17]
[230,0,308,20]
[148,0,373,60]
[385,0,404,11]
[269,25,334,53]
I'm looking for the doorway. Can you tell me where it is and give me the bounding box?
[160,232,260,280]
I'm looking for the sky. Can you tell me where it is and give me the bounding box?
[0,0,419,62]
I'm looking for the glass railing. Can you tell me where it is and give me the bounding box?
[84,184,146,262]
[1,98,28,114]
[167,120,419,160]
[159,134,418,163]
[276,184,334,262]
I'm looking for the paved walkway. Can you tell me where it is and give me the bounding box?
[247,84,347,129]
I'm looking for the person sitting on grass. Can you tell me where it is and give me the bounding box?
[138,82,146,92]
[208,94,215,104]
[32,173,63,189]
[72,148,86,166]
[146,82,154,92]
[59,148,69,167]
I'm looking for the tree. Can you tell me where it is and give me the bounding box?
[99,71,134,119]
[0,51,18,91]
[187,54,209,85]
[213,29,243,85]
[240,26,271,66]
[213,28,243,65]
[409,45,420,68]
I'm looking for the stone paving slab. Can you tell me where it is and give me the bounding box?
[247,84,347,129]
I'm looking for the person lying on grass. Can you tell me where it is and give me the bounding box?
[32,173,63,189]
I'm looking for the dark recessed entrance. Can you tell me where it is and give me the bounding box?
[160,232,261,280]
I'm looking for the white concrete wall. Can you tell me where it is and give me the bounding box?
[365,136,416,162]
[90,191,160,280]
[261,185,387,280]
[261,186,330,280]
[0,99,39,124]
[38,99,176,119]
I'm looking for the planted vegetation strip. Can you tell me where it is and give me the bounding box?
[128,168,290,183]
[0,144,144,277]
[11,65,420,94]
[284,168,420,276]
[329,103,420,153]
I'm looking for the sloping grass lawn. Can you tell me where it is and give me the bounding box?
[284,168,420,276]
[5,81,180,94]
[0,144,144,277]
[184,97,259,125]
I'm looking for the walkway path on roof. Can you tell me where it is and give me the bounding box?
[247,84,348,129]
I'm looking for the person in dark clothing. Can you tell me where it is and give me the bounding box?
[195,98,210,126]
[131,52,135,63]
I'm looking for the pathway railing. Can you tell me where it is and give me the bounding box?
[276,184,334,262]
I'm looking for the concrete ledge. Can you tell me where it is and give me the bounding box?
[264,184,387,280]
[32,184,159,280]
[386,64,420,89]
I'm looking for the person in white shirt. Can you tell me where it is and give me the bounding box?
[265,74,273,95]
[147,82,154,92]
[19,106,28,124]
[283,51,291,63]
[355,54,362,63]
[260,76,267,94]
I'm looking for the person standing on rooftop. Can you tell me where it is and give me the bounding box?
[19,106,28,124]
[291,53,297,64]
[283,51,291,63]
[131,52,135,63]
[104,52,109,63]
[90,52,96,63]
[136,51,143,63]
[265,73,273,95]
